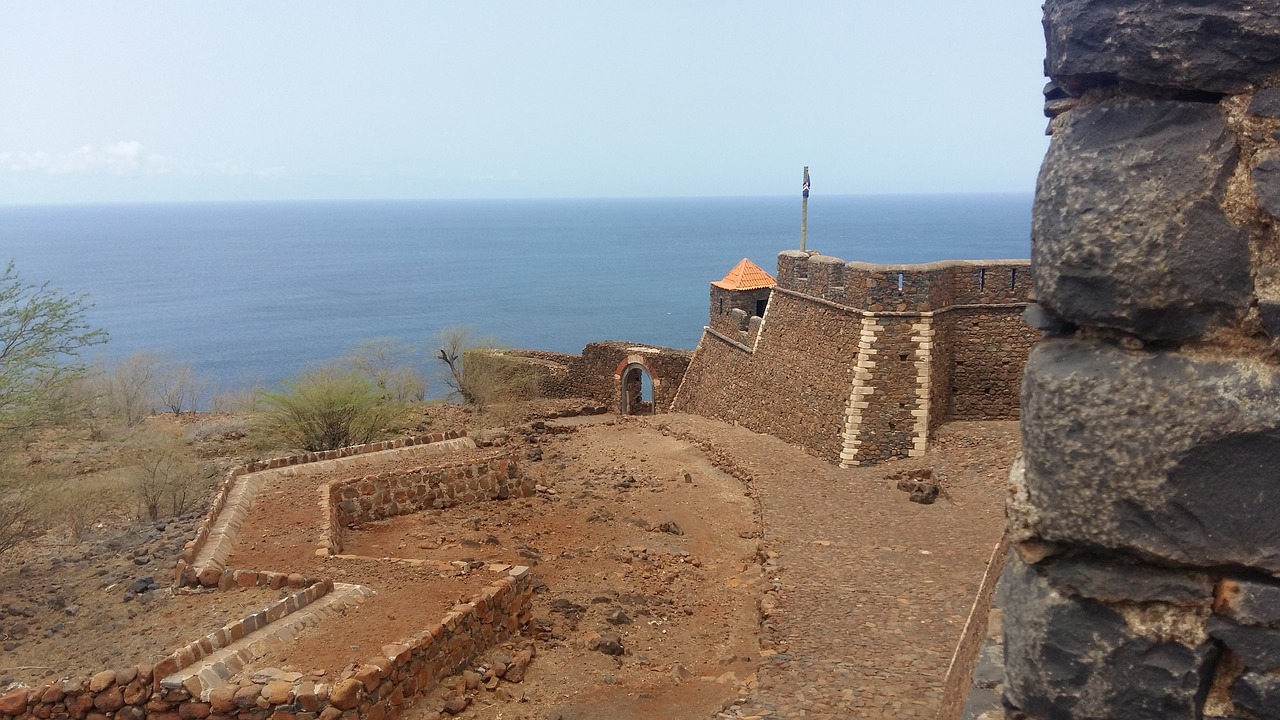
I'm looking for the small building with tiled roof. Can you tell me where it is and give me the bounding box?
[712,258,777,291]
[708,258,776,339]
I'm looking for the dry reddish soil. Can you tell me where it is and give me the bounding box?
[1,403,1019,720]
[222,413,763,718]
[0,519,284,688]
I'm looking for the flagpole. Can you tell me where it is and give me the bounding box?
[800,166,810,252]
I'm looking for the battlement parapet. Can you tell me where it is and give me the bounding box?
[776,250,1031,313]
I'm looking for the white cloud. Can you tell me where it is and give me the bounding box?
[0,142,287,179]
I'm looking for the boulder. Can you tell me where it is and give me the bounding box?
[589,632,625,656]
[1253,153,1280,219]
[1207,617,1280,672]
[1251,88,1280,118]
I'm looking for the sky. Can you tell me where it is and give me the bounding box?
[0,2,1051,205]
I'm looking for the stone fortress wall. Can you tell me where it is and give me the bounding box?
[1001,2,1280,718]
[672,251,1037,466]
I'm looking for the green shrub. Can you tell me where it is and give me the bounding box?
[256,367,409,451]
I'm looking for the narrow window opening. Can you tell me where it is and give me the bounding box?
[718,297,724,314]
[1010,268,1017,289]
[755,298,768,317]
[978,268,986,290]
[897,272,904,291]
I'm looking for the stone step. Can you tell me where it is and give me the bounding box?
[161,582,376,699]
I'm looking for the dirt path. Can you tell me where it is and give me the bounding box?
[1,408,1016,720]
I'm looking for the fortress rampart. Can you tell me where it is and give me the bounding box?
[672,252,1036,465]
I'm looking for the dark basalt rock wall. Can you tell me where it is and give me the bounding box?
[1005,3,1280,718]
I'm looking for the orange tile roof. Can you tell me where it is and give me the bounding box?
[711,258,777,291]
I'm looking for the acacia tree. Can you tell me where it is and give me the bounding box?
[0,262,107,554]
[0,261,108,434]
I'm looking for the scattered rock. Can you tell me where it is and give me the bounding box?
[441,696,470,714]
[588,632,625,656]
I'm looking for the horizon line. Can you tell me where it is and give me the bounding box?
[0,190,1035,209]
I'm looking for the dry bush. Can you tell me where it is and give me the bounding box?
[107,351,162,426]
[210,386,263,414]
[256,365,410,451]
[62,488,101,542]
[342,337,428,402]
[128,431,208,521]
[156,361,203,414]
[0,475,46,555]
[435,328,541,414]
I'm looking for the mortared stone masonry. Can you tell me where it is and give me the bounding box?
[673,253,1036,466]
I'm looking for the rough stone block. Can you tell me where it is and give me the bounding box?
[1254,154,1280,219]
[1215,578,1280,627]
[0,688,29,715]
[1234,670,1280,720]
[1040,554,1213,607]
[1043,0,1280,94]
[208,687,237,714]
[1251,88,1280,118]
[1208,617,1280,672]
[93,688,125,713]
[1032,99,1249,341]
[1002,552,1216,719]
[327,680,361,712]
[1016,339,1280,572]
[89,670,117,693]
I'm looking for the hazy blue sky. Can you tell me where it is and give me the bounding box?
[0,2,1050,204]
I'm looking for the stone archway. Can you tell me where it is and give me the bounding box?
[619,364,654,415]
[615,353,660,415]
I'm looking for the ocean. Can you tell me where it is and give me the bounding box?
[1,194,1032,399]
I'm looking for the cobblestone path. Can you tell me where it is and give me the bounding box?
[653,415,1017,720]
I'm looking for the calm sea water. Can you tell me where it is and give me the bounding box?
[1,194,1031,397]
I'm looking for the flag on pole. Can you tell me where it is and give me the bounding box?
[802,174,810,198]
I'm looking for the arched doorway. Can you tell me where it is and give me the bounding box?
[619,363,655,415]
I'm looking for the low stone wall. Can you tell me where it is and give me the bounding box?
[176,431,466,588]
[153,580,333,687]
[321,451,531,555]
[936,535,1008,720]
[0,569,535,720]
